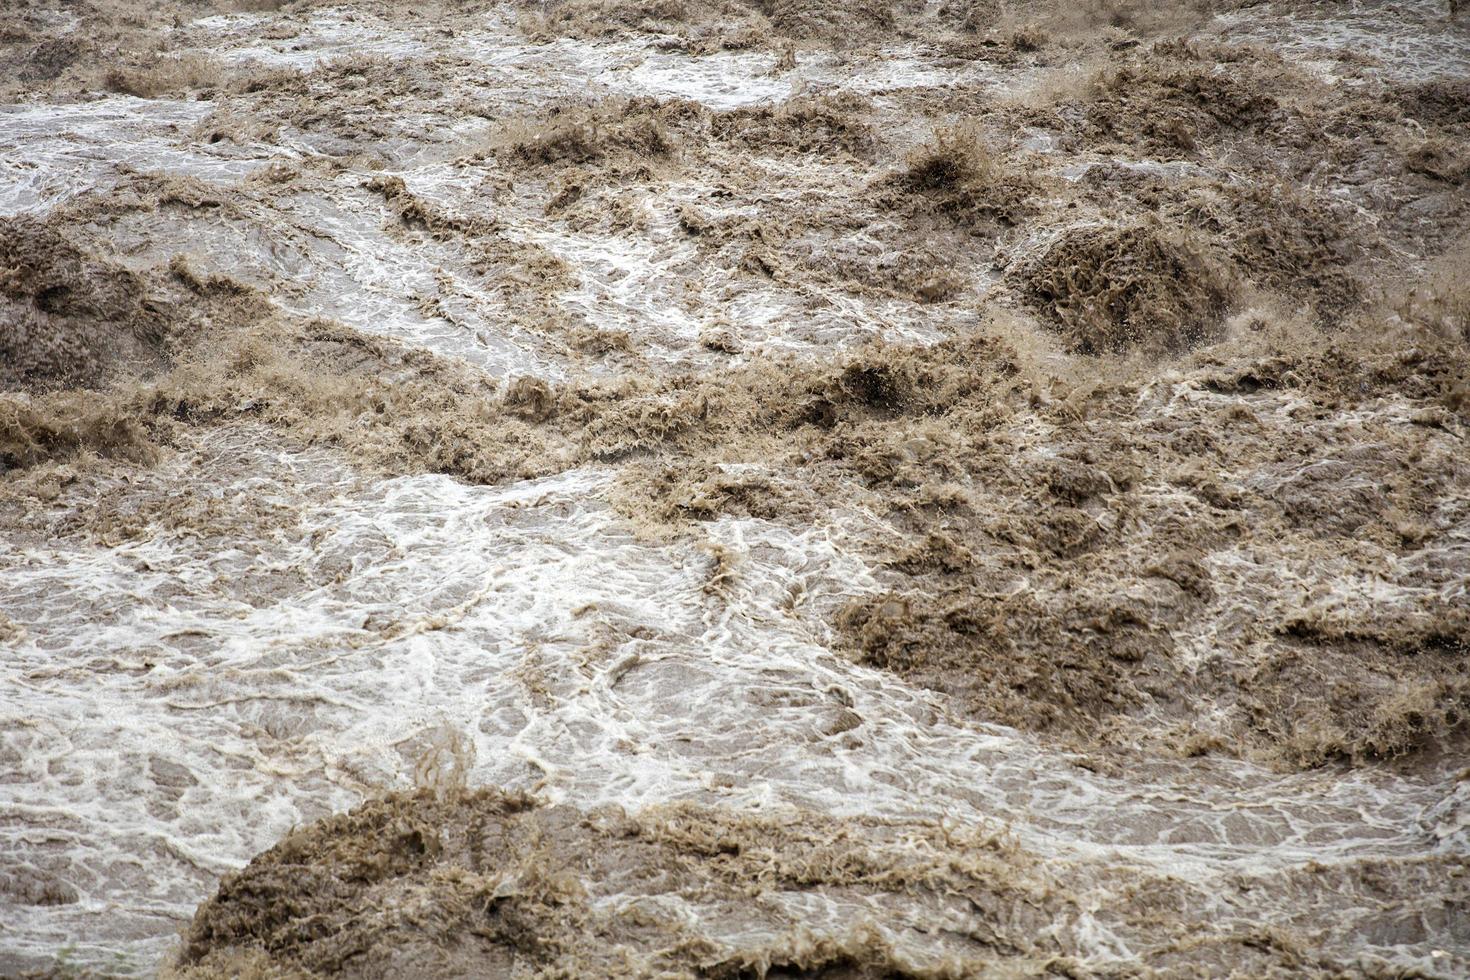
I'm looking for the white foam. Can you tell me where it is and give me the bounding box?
[0,99,243,216]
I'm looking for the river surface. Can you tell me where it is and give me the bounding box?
[2,1,1467,974]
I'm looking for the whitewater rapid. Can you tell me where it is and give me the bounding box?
[2,2,1467,974]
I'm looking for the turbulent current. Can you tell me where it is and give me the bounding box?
[2,0,1468,976]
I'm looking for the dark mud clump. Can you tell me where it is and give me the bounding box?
[1,867,80,908]
[516,0,715,44]
[145,318,571,486]
[18,35,90,83]
[0,217,176,391]
[756,0,897,42]
[172,788,1058,978]
[1020,222,1231,355]
[1024,36,1468,321]
[1078,41,1289,157]
[1177,179,1363,317]
[0,393,159,473]
[514,0,900,50]
[711,93,878,160]
[896,123,1041,227]
[1265,607,1470,767]
[1073,168,1366,319]
[1405,137,1470,185]
[101,53,220,100]
[0,208,277,471]
[1394,78,1470,131]
[837,589,1174,737]
[498,98,690,170]
[1394,243,1470,346]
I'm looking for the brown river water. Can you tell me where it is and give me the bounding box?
[2,0,1468,975]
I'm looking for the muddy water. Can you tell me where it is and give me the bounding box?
[8,426,1466,971]
[2,2,1468,975]
[1217,0,1470,82]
